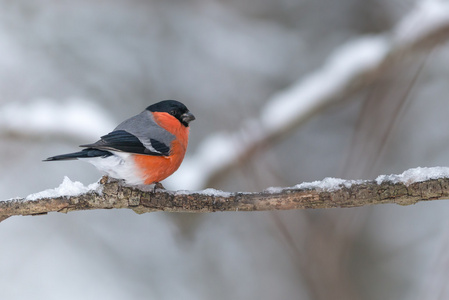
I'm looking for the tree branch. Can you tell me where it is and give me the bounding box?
[2,168,449,223]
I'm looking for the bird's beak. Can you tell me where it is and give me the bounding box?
[181,111,195,124]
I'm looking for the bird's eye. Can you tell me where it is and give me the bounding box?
[169,110,176,116]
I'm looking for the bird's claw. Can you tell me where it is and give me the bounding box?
[100,176,124,185]
[153,182,165,191]
[100,175,110,184]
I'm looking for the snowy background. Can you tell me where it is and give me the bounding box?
[1,0,449,299]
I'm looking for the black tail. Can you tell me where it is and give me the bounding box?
[44,149,112,161]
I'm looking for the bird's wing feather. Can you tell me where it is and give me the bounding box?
[81,130,170,156]
[81,110,175,156]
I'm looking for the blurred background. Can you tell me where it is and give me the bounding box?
[0,0,449,299]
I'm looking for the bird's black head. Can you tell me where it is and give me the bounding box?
[146,100,195,127]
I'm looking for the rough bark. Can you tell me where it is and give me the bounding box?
[1,176,448,223]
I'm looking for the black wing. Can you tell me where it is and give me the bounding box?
[81,130,170,156]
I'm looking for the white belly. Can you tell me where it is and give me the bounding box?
[83,151,145,185]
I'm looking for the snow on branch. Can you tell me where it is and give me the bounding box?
[1,167,449,223]
[169,0,449,190]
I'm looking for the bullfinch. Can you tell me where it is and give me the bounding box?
[45,100,195,185]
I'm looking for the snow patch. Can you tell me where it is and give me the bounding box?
[200,188,232,197]
[264,186,285,193]
[375,167,449,185]
[174,190,190,196]
[264,167,449,193]
[174,188,232,197]
[296,177,365,192]
[26,176,102,201]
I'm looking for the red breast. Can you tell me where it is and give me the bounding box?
[133,112,190,184]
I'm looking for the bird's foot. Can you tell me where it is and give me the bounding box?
[100,175,110,184]
[153,182,165,191]
[100,175,124,185]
